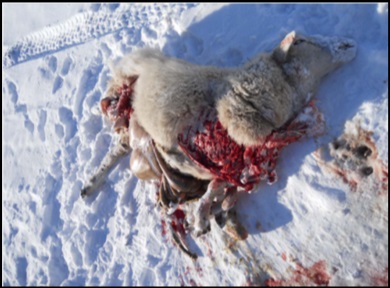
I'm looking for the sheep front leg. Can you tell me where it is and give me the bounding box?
[81,138,130,198]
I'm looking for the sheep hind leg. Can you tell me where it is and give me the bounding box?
[192,179,228,237]
[213,187,248,240]
[221,207,248,240]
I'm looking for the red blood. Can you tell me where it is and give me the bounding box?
[170,208,186,235]
[180,270,197,287]
[160,199,186,238]
[281,252,287,261]
[265,260,331,286]
[265,278,284,286]
[181,265,202,286]
[371,267,388,286]
[100,97,112,115]
[178,107,314,191]
[116,84,134,120]
[195,266,203,274]
[381,167,388,195]
[100,77,137,129]
[161,219,167,236]
[179,275,185,286]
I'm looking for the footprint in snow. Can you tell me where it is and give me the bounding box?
[61,56,73,76]
[37,110,47,142]
[47,56,58,73]
[6,79,35,134]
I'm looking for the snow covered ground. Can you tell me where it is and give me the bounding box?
[2,3,388,286]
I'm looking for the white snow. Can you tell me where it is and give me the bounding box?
[2,3,89,45]
[2,3,388,286]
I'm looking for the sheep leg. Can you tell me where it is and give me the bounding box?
[192,178,228,237]
[81,139,130,198]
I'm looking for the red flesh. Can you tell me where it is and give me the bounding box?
[100,77,137,126]
[178,106,318,191]
[170,208,186,235]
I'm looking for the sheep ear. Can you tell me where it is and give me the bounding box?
[273,31,296,63]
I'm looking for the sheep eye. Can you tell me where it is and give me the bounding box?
[293,39,305,46]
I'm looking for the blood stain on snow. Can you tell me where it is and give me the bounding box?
[379,167,388,196]
[281,252,287,262]
[179,265,201,286]
[316,123,388,195]
[161,219,168,237]
[371,267,388,287]
[195,265,203,276]
[160,208,186,240]
[265,260,331,286]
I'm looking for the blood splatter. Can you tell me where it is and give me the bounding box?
[179,265,201,286]
[265,260,331,286]
[160,208,185,238]
[161,219,168,237]
[371,267,388,287]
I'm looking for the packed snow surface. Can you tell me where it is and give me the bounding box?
[2,3,388,286]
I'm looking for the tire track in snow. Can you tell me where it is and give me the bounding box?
[3,3,194,69]
[3,9,126,68]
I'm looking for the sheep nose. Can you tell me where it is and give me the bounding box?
[332,38,357,63]
[338,41,355,51]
